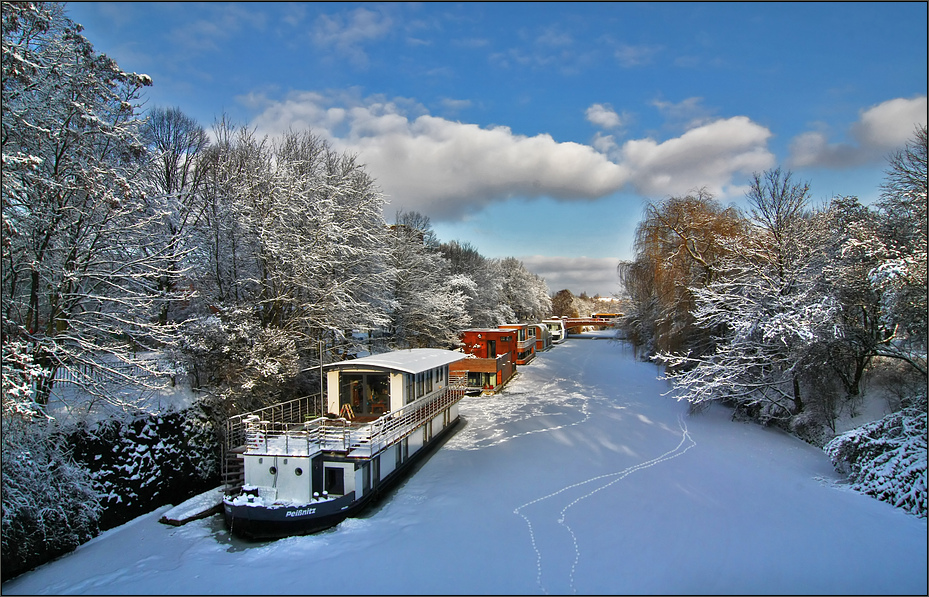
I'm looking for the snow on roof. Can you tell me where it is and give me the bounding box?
[324,348,465,375]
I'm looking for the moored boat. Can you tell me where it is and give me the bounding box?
[542,318,567,344]
[222,348,468,540]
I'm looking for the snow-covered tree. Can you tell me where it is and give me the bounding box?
[656,169,833,421]
[175,126,394,409]
[141,106,210,325]
[871,124,927,377]
[264,131,393,352]
[498,256,551,322]
[1,2,195,577]
[387,211,471,348]
[2,1,182,415]
[810,197,887,395]
[439,240,512,328]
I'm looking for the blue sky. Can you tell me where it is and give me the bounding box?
[63,2,927,296]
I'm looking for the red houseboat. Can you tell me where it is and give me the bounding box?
[498,323,536,365]
[450,328,518,394]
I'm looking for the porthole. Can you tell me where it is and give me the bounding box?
[269,466,277,475]
[295,468,303,476]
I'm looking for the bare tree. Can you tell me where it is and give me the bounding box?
[2,1,183,416]
[872,125,928,376]
[141,106,210,324]
[618,189,746,355]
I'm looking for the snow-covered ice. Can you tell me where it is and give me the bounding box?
[3,332,926,595]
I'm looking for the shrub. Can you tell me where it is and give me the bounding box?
[824,401,927,518]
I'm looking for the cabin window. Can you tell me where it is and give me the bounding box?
[295,468,303,476]
[340,372,389,416]
[325,467,345,495]
[269,466,277,475]
[425,369,433,394]
[405,374,415,404]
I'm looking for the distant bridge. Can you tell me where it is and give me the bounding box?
[562,316,620,332]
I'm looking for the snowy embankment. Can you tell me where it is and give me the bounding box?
[3,333,926,595]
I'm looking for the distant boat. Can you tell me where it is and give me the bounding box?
[222,348,468,540]
[542,318,567,344]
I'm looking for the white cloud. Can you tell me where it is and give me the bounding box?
[251,93,632,219]
[614,43,661,67]
[651,96,715,130]
[247,92,775,220]
[586,103,623,129]
[789,96,927,168]
[168,4,266,53]
[853,97,928,150]
[591,132,618,154]
[311,7,393,67]
[619,116,775,198]
[520,255,623,297]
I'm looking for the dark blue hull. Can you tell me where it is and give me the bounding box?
[223,415,461,540]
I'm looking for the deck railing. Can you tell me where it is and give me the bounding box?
[223,394,320,490]
[237,379,468,461]
[225,394,320,455]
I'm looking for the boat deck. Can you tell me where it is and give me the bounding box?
[240,383,467,460]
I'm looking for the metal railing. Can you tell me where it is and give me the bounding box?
[225,394,319,453]
[237,379,468,460]
[223,394,319,491]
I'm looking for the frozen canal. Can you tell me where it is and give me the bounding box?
[4,333,926,595]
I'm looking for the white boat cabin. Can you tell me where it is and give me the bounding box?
[325,348,466,419]
[542,318,567,343]
[235,348,466,508]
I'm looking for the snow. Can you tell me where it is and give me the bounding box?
[3,332,926,595]
[158,486,224,526]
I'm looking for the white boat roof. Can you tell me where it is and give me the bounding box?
[324,348,465,374]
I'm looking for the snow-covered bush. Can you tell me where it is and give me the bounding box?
[1,419,102,582]
[67,405,220,530]
[824,401,927,518]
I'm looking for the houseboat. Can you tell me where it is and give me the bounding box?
[451,328,518,394]
[542,318,567,344]
[498,323,536,365]
[532,323,552,352]
[222,348,468,540]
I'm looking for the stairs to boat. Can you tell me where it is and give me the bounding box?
[223,445,246,492]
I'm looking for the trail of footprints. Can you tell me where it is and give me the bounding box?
[454,352,695,594]
[514,414,696,595]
